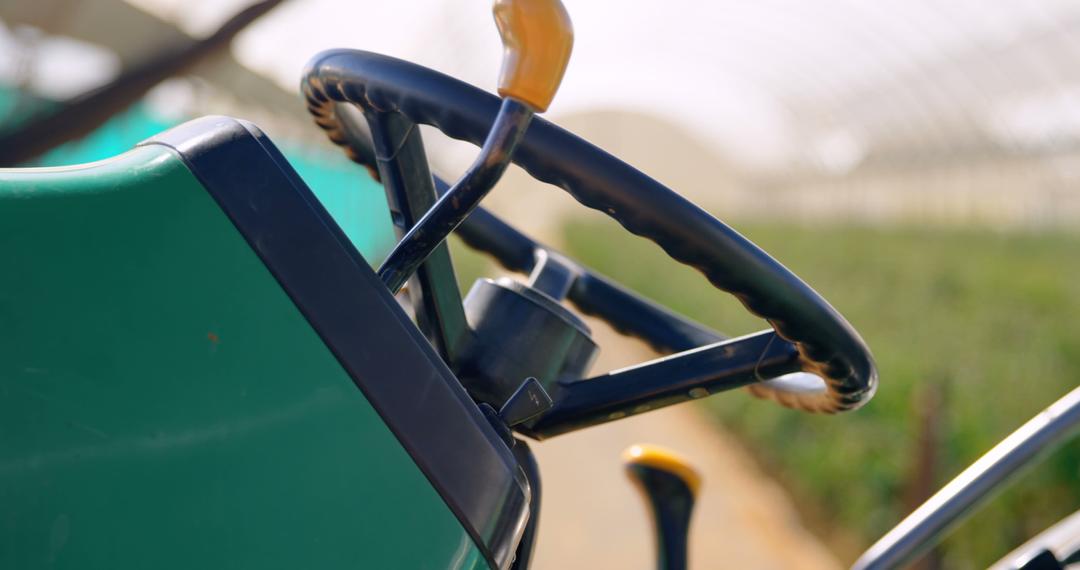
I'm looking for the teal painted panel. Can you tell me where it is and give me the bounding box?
[30,104,175,167]
[0,147,487,570]
[282,143,397,265]
[0,87,396,263]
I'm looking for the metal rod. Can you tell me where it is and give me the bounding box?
[527,250,580,301]
[364,111,471,364]
[525,330,800,439]
[378,98,534,293]
[852,385,1080,570]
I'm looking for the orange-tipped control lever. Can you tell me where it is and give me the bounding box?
[493,0,574,112]
[378,0,573,293]
[624,445,702,570]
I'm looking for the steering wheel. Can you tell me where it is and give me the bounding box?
[301,49,877,418]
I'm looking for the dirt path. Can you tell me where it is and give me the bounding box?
[527,319,841,570]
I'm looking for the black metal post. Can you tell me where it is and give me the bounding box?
[365,111,471,364]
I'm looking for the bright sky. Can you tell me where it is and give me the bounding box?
[112,0,1080,168]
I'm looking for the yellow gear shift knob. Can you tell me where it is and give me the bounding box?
[493,0,574,112]
[623,444,702,497]
[624,444,701,570]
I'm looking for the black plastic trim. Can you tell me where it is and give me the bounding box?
[140,116,527,570]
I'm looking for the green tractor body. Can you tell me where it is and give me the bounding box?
[0,117,527,570]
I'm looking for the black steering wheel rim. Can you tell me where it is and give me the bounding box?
[302,49,877,413]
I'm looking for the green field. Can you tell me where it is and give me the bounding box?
[560,219,1080,568]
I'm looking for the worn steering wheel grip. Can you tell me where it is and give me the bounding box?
[302,49,878,413]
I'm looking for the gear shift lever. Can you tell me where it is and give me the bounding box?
[624,444,702,570]
[378,0,573,293]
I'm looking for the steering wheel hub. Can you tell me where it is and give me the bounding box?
[461,277,598,409]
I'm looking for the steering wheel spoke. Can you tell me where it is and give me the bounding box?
[525,330,800,438]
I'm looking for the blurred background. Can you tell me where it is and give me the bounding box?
[3,1,1078,568]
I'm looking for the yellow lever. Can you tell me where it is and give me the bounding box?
[493,0,574,112]
[623,444,702,497]
[624,444,701,570]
